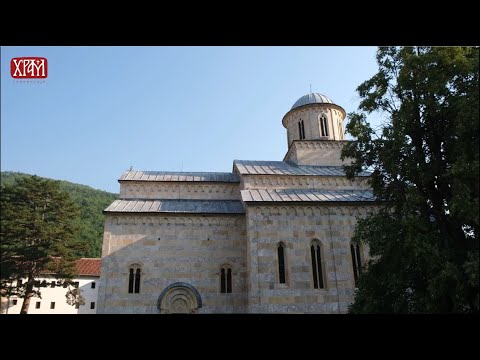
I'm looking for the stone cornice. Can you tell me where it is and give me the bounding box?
[105,214,245,227]
[121,182,240,195]
[241,174,369,188]
[248,205,381,217]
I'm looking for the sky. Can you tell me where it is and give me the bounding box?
[1,46,381,193]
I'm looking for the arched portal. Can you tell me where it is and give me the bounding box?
[158,282,202,314]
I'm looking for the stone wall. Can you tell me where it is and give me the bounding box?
[245,204,374,313]
[284,140,352,167]
[97,214,247,314]
[119,181,241,200]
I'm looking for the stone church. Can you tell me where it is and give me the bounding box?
[97,93,378,314]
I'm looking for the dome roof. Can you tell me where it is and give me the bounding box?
[291,93,334,110]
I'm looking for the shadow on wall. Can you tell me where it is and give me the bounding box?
[97,215,248,314]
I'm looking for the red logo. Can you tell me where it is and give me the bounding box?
[11,57,48,79]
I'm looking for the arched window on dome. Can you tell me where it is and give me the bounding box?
[220,264,232,294]
[338,121,343,140]
[350,243,362,287]
[310,240,325,289]
[298,120,305,140]
[320,115,329,137]
[128,264,141,294]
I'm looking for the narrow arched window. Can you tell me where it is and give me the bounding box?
[277,242,286,284]
[128,265,141,294]
[227,268,232,293]
[128,269,134,293]
[134,269,141,293]
[220,265,232,293]
[338,122,342,139]
[320,115,329,137]
[298,120,305,140]
[350,244,362,286]
[311,240,325,289]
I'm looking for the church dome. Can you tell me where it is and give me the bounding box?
[291,93,334,110]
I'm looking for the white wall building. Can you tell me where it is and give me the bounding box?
[1,258,101,314]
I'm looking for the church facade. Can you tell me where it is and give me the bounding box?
[97,93,378,314]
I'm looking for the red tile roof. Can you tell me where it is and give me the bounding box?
[75,258,101,276]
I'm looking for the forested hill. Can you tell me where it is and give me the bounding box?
[1,171,118,258]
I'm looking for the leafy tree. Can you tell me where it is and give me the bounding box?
[1,176,86,313]
[341,47,479,313]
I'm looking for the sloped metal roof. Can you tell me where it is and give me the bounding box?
[119,170,240,183]
[240,188,375,203]
[104,199,245,214]
[233,160,371,177]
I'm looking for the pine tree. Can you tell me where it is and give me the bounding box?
[1,176,86,313]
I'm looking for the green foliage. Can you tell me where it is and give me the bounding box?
[1,172,117,258]
[0,175,87,312]
[342,47,479,313]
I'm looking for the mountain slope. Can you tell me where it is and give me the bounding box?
[1,171,117,258]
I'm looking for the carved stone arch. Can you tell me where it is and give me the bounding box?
[128,262,143,270]
[305,207,313,216]
[158,282,202,314]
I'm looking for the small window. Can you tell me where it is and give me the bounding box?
[277,242,286,284]
[311,240,325,289]
[51,281,56,288]
[351,243,362,286]
[220,265,232,294]
[90,302,95,310]
[320,115,329,137]
[128,265,141,294]
[12,299,18,305]
[75,303,80,309]
[91,282,96,289]
[50,302,55,309]
[298,120,305,140]
[36,302,41,309]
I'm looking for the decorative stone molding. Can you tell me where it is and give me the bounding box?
[241,175,369,190]
[295,140,347,150]
[282,103,345,128]
[107,215,245,227]
[249,205,380,217]
[158,282,202,314]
